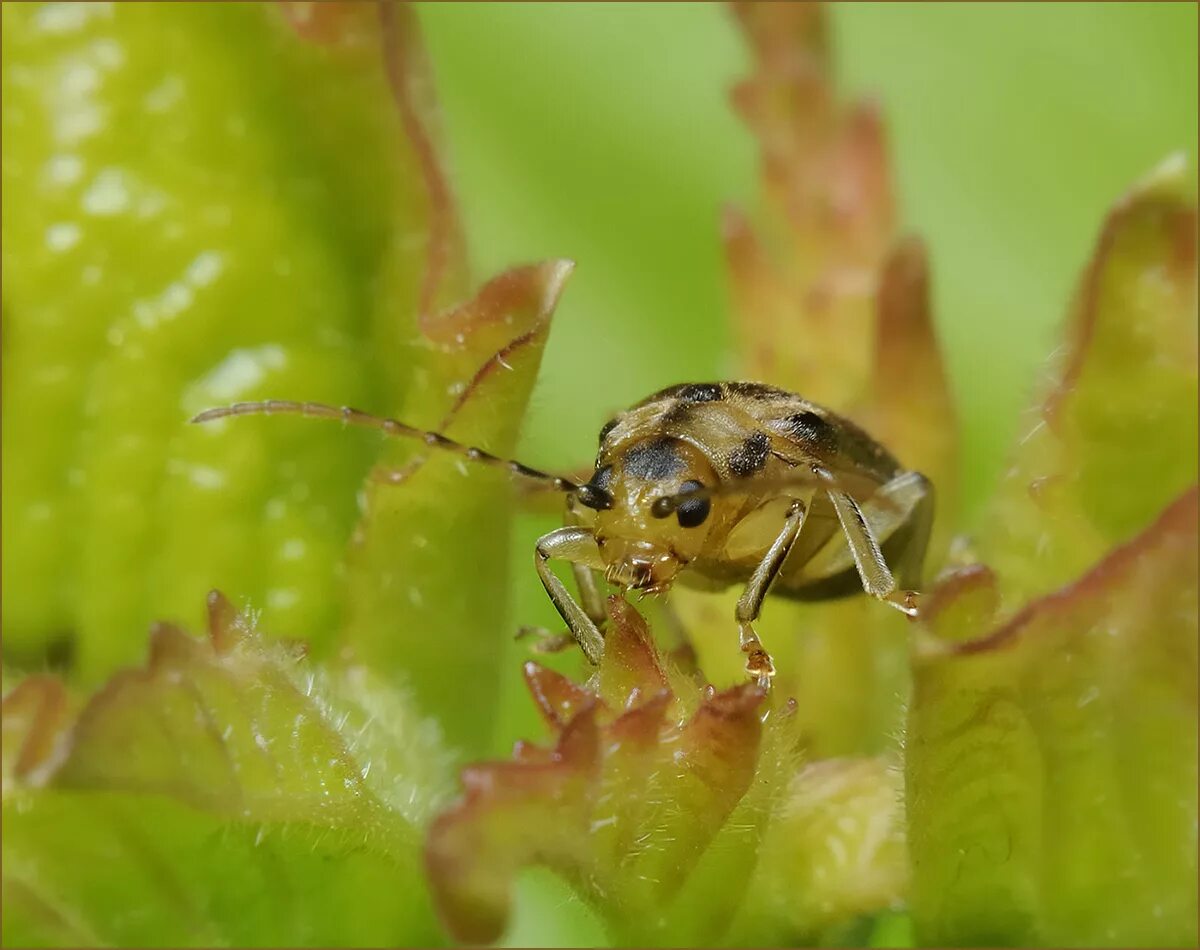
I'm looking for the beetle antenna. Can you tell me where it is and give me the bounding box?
[190,400,580,493]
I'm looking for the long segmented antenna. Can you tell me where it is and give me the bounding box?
[190,400,580,493]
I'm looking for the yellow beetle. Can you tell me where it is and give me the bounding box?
[194,380,932,685]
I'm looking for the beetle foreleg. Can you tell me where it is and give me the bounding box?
[565,495,609,626]
[534,527,606,665]
[735,499,808,687]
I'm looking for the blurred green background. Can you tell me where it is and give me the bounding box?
[412,2,1197,761]
[418,2,1197,508]
[1,4,1195,947]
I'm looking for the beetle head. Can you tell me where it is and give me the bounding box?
[576,436,720,593]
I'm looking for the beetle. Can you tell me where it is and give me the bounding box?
[192,380,933,686]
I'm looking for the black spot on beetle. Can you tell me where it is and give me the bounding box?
[597,417,619,445]
[786,410,839,453]
[635,382,723,409]
[726,380,792,401]
[728,431,770,477]
[660,401,694,426]
[676,382,723,403]
[624,437,685,480]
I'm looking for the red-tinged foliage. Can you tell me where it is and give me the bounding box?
[725,2,955,504]
[678,1,955,758]
[1,676,71,791]
[426,595,776,944]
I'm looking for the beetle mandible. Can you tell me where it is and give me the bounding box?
[192,380,933,686]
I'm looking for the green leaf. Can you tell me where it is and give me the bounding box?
[0,1,442,678]
[908,487,1198,947]
[904,158,1197,947]
[427,598,908,946]
[341,259,574,755]
[974,156,1198,607]
[0,0,560,757]
[2,592,450,947]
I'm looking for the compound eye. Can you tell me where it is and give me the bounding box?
[676,496,710,528]
[576,484,613,511]
[674,479,710,528]
[576,466,615,511]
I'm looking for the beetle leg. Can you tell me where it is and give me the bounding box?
[879,471,934,592]
[534,527,607,665]
[565,495,609,626]
[571,564,608,625]
[735,499,808,687]
[824,480,923,617]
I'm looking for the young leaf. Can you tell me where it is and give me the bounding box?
[2,592,450,947]
[427,597,909,945]
[908,488,1198,947]
[341,259,574,754]
[975,156,1198,607]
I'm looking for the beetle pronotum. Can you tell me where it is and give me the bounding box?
[193,381,933,686]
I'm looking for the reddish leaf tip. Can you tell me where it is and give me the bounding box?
[555,705,603,769]
[205,589,241,654]
[959,484,1197,658]
[279,1,377,47]
[2,674,72,787]
[701,681,769,719]
[598,596,671,704]
[522,661,596,730]
[608,689,672,748]
[681,682,767,791]
[146,621,197,667]
[920,563,1000,646]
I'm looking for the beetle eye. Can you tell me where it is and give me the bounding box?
[576,484,613,511]
[676,496,710,528]
[674,479,710,528]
